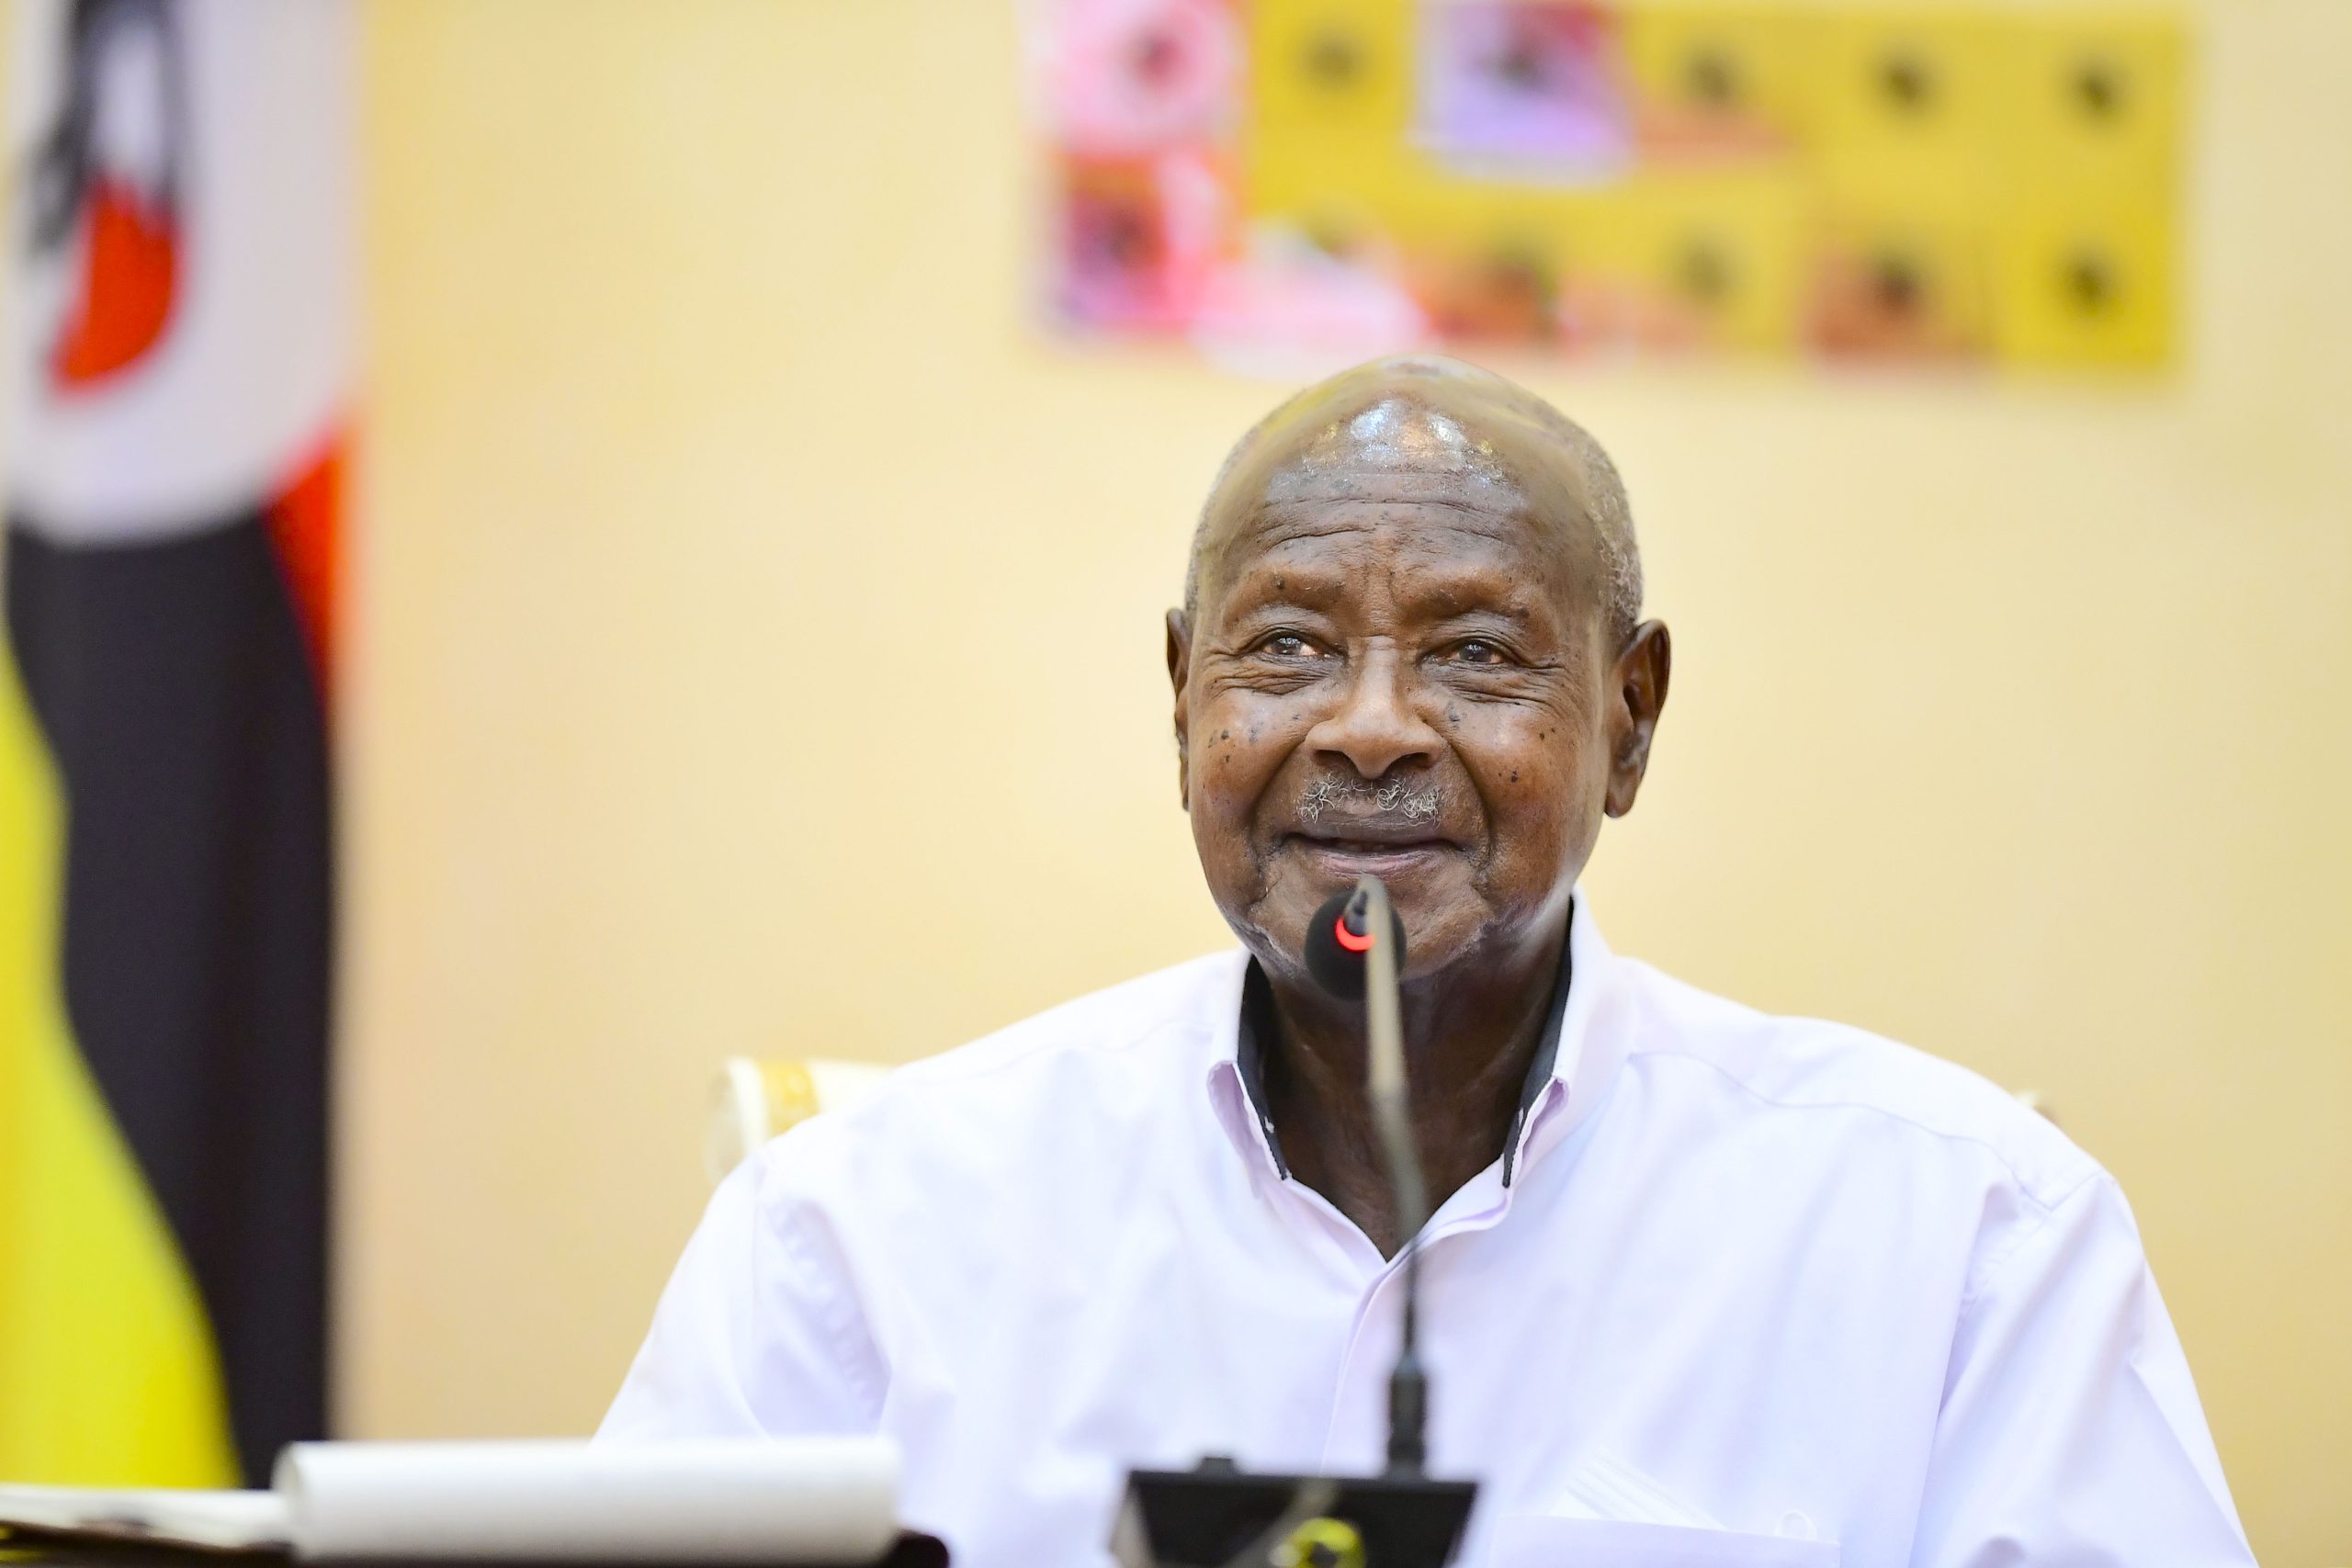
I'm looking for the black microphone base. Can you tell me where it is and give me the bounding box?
[1114,1459,1477,1568]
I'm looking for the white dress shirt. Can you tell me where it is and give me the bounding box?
[602,898,2253,1568]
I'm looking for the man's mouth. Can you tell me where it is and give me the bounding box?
[1295,819,1452,847]
[1279,777,1461,873]
[1284,828,1457,872]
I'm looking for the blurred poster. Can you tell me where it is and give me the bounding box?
[1420,3,1632,177]
[0,0,351,1486]
[1029,0,2186,370]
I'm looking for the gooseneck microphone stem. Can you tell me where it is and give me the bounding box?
[1119,877,1476,1566]
[1355,876,1431,1477]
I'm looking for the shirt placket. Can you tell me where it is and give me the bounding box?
[1310,1152,1533,1471]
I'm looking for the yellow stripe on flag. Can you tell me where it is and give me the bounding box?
[0,649,238,1487]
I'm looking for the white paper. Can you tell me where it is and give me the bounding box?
[274,1439,899,1564]
[0,1484,290,1552]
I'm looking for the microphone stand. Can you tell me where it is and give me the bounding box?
[1115,878,1477,1568]
[1361,876,1430,1478]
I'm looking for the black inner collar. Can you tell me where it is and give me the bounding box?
[1233,921,1575,1189]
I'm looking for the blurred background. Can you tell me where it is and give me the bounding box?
[1,1,2346,1562]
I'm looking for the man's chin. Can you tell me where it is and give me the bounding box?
[1246,852,1485,975]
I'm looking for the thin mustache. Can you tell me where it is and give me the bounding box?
[1295,776,1444,827]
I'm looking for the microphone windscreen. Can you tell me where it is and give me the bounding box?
[1303,885,1408,1001]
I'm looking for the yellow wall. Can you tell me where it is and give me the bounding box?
[344,2,2347,1562]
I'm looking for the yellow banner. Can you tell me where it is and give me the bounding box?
[0,651,236,1487]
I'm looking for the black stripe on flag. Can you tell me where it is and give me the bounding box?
[5,509,332,1483]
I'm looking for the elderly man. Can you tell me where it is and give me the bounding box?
[603,357,2251,1567]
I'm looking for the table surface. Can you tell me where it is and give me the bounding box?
[0,1531,950,1568]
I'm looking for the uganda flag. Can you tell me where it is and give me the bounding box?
[0,0,353,1486]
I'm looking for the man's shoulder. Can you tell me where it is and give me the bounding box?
[756,950,1243,1192]
[884,948,1243,1091]
[1617,956,2099,1213]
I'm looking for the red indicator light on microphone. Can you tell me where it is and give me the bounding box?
[1304,885,1403,1000]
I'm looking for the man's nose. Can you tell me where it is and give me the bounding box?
[1305,644,1443,780]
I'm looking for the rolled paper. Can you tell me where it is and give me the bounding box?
[275,1438,899,1564]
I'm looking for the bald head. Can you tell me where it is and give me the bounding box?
[1185,355,1641,642]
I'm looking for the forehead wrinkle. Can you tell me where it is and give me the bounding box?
[1216,519,1567,633]
[1257,489,1528,527]
[1251,511,1540,579]
[1382,544,1558,626]
[1265,450,1523,516]
[1234,494,1570,576]
[1403,583,1542,627]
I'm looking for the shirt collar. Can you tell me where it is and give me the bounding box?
[1210,892,1613,1189]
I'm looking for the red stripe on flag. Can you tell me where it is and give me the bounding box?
[50,176,181,390]
[265,438,344,705]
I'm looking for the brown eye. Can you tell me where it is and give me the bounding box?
[1451,638,1509,666]
[1260,631,1318,658]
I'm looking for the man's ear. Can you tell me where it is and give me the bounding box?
[1166,608,1193,812]
[1603,620,1670,818]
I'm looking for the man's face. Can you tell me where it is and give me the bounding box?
[1171,391,1649,983]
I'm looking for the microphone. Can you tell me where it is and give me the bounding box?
[1111,879,1476,1567]
[1304,881,1430,1478]
[1302,885,1406,1001]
